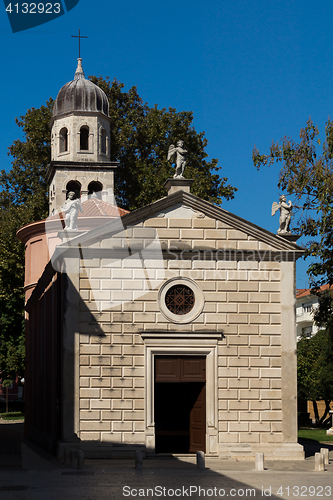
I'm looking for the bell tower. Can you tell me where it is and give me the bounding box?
[46,58,118,214]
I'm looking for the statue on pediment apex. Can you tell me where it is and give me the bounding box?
[167,140,188,179]
[272,195,293,234]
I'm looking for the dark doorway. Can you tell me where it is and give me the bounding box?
[154,356,206,454]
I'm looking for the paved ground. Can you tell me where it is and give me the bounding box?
[0,419,332,500]
[0,420,23,469]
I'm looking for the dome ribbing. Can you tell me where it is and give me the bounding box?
[52,58,109,118]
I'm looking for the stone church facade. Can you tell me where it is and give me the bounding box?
[18,59,304,460]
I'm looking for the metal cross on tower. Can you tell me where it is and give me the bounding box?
[71,29,88,58]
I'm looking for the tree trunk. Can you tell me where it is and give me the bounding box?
[319,400,332,426]
[312,400,320,425]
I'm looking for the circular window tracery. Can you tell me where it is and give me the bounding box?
[165,284,195,315]
[158,277,204,324]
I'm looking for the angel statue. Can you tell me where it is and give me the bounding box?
[167,140,188,178]
[61,191,83,231]
[271,195,293,234]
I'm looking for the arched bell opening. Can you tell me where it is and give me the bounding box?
[66,180,81,200]
[88,181,103,200]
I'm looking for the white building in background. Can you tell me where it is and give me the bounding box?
[296,287,322,339]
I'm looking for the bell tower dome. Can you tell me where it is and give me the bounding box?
[46,58,118,214]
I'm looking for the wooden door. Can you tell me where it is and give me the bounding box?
[189,383,206,452]
[154,356,206,453]
[155,356,205,382]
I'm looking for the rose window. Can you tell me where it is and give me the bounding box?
[165,285,195,315]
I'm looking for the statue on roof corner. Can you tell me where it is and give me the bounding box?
[167,140,188,179]
[272,195,293,234]
[61,191,83,231]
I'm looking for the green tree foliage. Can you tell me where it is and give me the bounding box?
[297,330,333,426]
[0,77,237,376]
[0,218,26,379]
[0,101,52,378]
[252,119,333,333]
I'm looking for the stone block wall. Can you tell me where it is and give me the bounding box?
[77,214,298,457]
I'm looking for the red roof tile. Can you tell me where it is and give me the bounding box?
[296,284,332,298]
[78,198,129,218]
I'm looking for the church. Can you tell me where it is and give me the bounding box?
[17,58,305,460]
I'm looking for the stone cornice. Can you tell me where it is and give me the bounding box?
[52,190,304,253]
[50,246,304,262]
[46,160,118,184]
[49,109,111,127]
[16,219,47,244]
[140,331,223,340]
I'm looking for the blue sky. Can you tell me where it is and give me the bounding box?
[1,0,332,288]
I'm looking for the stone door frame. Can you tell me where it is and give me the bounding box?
[141,333,220,455]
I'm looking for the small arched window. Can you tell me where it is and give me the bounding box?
[101,129,107,155]
[88,181,103,199]
[66,180,81,200]
[59,127,68,153]
[80,126,89,151]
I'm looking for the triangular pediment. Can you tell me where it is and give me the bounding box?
[56,191,304,255]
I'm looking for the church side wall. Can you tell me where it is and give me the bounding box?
[25,274,61,453]
[77,216,302,459]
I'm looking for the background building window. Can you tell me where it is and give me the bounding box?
[302,303,313,313]
[301,326,312,337]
